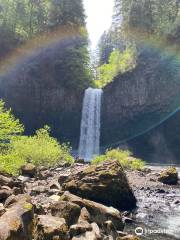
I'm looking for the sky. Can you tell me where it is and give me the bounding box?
[83,0,114,49]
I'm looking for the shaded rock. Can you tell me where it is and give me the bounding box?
[61,191,124,231]
[50,200,81,226]
[104,220,118,239]
[0,203,5,216]
[21,163,37,177]
[33,215,68,240]
[0,175,13,187]
[61,161,136,210]
[69,221,92,237]
[158,167,178,185]
[4,194,17,208]
[0,189,13,201]
[0,194,34,240]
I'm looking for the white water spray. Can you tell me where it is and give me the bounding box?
[78,88,103,161]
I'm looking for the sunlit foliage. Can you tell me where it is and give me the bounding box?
[0,100,74,175]
[94,48,136,88]
[0,100,24,152]
[92,148,145,170]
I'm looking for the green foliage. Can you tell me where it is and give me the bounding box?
[0,0,85,41]
[94,48,136,88]
[92,149,145,170]
[11,126,74,167]
[0,101,74,175]
[59,44,92,89]
[0,153,26,176]
[0,100,24,152]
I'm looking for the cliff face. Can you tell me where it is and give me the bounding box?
[128,111,180,164]
[101,48,180,162]
[0,38,89,147]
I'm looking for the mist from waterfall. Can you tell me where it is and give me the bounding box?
[78,87,103,161]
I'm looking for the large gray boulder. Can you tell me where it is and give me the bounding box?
[60,161,136,210]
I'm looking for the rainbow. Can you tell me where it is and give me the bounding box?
[0,25,86,75]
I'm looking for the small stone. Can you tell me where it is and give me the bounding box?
[18,175,30,183]
[174,200,180,205]
[156,189,165,194]
[78,207,91,222]
[69,221,92,237]
[21,163,37,177]
[49,195,61,202]
[123,217,134,224]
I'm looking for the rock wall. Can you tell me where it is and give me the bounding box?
[127,111,180,164]
[101,48,180,162]
[0,38,89,147]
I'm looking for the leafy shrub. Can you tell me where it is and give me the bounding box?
[0,153,26,176]
[11,126,74,167]
[0,100,24,153]
[92,149,145,170]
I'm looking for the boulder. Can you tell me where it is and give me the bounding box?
[0,194,34,240]
[50,200,81,226]
[33,215,68,240]
[21,163,37,177]
[158,167,178,185]
[61,161,136,210]
[61,191,124,231]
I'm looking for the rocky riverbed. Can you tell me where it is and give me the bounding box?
[0,161,179,240]
[126,166,180,240]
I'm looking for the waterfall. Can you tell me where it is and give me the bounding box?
[78,87,103,161]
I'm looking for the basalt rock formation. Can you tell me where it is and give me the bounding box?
[101,48,180,162]
[0,37,90,147]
